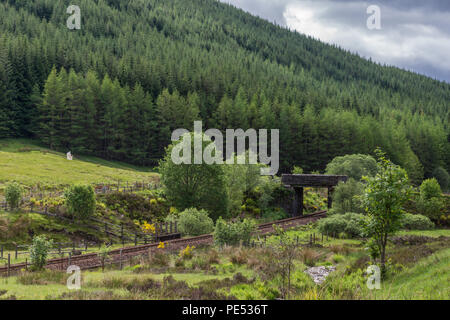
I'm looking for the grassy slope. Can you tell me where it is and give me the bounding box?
[0,139,158,190]
[375,248,450,300]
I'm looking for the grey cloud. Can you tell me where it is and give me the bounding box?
[220,0,450,82]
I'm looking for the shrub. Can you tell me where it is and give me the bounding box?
[5,183,23,209]
[206,249,220,264]
[178,208,214,236]
[432,167,449,192]
[29,235,53,271]
[179,245,195,260]
[416,178,444,221]
[158,132,228,220]
[401,213,434,230]
[260,208,289,223]
[325,154,377,181]
[420,178,442,200]
[230,247,248,265]
[150,251,170,267]
[318,213,365,238]
[300,248,320,267]
[213,217,256,246]
[331,179,365,214]
[64,185,96,220]
[190,255,210,270]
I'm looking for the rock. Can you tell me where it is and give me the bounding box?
[305,266,336,284]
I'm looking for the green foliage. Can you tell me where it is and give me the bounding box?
[325,154,378,181]
[292,166,303,174]
[64,185,96,220]
[317,213,365,238]
[331,179,365,214]
[401,214,434,230]
[420,178,442,200]
[159,132,227,220]
[103,192,166,221]
[29,235,53,271]
[213,217,256,246]
[361,149,413,272]
[0,0,448,176]
[432,167,450,192]
[260,209,289,223]
[178,208,214,236]
[416,197,444,222]
[5,182,22,209]
[416,178,444,222]
[224,152,264,217]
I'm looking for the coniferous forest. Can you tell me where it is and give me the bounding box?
[0,0,449,181]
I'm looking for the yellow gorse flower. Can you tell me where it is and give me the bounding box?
[141,221,156,234]
[157,241,165,249]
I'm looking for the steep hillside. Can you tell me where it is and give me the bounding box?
[0,0,448,178]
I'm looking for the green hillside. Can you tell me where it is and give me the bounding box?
[0,0,449,178]
[0,139,157,190]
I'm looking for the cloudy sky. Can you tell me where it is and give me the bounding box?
[220,0,450,82]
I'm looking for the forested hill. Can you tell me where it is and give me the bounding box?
[0,0,449,182]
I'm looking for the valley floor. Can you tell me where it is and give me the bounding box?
[1,228,448,300]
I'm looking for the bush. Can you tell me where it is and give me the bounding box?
[178,208,214,236]
[325,154,377,181]
[5,183,23,209]
[401,213,434,230]
[29,235,53,271]
[318,213,365,238]
[158,132,228,220]
[64,185,96,220]
[331,179,365,214]
[432,167,450,192]
[420,178,442,200]
[179,245,195,260]
[416,178,444,221]
[214,218,256,246]
[260,208,289,223]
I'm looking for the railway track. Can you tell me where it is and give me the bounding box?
[0,211,326,275]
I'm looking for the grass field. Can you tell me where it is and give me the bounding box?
[0,139,158,191]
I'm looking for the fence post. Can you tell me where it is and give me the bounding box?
[1,245,3,258]
[175,221,178,233]
[119,249,123,270]
[121,224,124,246]
[68,252,72,267]
[170,222,173,234]
[15,245,18,260]
[134,234,137,246]
[25,258,28,271]
[85,241,88,252]
[7,254,11,277]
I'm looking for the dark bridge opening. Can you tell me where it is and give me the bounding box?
[281,174,348,217]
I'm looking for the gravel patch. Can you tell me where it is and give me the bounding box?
[305,266,336,284]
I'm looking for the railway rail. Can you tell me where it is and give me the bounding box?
[0,211,326,276]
